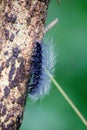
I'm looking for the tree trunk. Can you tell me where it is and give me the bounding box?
[0,0,49,129]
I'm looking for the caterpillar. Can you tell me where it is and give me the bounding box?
[27,40,55,101]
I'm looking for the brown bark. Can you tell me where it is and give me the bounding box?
[0,0,49,129]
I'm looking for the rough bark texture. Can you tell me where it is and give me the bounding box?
[0,0,49,130]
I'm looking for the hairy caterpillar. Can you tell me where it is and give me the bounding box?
[27,40,55,101]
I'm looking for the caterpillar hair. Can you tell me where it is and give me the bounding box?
[28,40,55,101]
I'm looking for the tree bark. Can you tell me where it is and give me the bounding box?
[0,0,50,129]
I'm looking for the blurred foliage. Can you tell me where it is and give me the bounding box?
[20,0,87,130]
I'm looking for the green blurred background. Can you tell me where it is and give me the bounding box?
[20,0,87,130]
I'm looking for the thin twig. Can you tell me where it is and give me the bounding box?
[44,18,59,33]
[46,69,87,127]
[45,17,87,127]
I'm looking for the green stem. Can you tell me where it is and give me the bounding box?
[46,69,87,127]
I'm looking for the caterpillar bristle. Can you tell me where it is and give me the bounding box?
[28,40,55,101]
